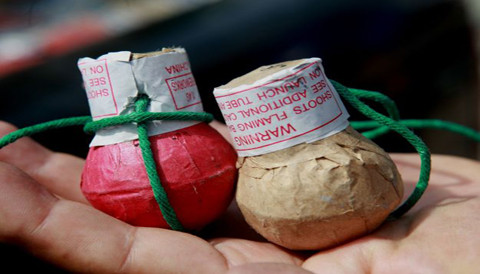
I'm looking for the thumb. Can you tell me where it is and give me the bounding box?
[0,162,228,273]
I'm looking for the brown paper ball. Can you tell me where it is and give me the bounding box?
[236,126,403,250]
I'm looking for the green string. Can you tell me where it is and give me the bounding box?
[331,80,431,218]
[351,119,480,141]
[348,87,401,121]
[0,116,92,148]
[0,98,213,231]
[134,95,185,231]
[336,85,480,216]
[83,111,213,134]
[1,83,479,223]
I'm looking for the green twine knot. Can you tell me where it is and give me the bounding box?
[83,106,213,134]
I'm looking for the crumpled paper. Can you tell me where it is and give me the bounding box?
[82,122,238,230]
[236,126,403,250]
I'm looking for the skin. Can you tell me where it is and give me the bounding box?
[0,120,479,273]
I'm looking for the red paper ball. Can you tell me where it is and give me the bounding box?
[81,122,238,230]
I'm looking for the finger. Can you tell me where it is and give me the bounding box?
[0,162,228,273]
[0,121,87,203]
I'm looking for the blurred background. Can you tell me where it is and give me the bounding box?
[1,0,479,271]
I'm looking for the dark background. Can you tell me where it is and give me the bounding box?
[1,0,479,271]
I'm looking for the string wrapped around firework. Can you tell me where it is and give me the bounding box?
[78,48,237,231]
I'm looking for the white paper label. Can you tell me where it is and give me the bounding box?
[78,49,204,147]
[214,58,349,157]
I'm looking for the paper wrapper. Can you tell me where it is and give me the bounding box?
[213,58,349,157]
[77,48,204,146]
[236,126,403,250]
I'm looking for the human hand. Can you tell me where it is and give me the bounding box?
[0,120,479,273]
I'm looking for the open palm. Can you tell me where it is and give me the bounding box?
[0,120,478,273]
